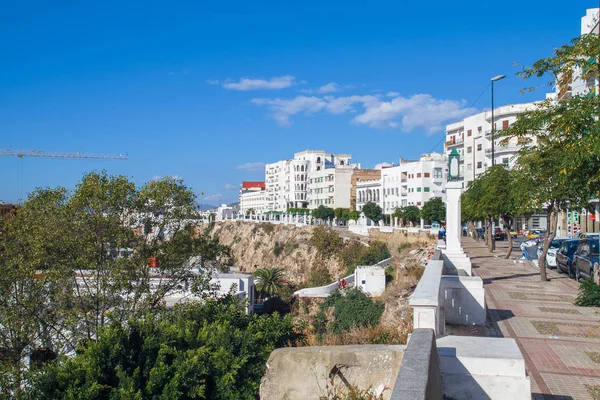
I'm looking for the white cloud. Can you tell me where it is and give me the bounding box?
[224,184,237,190]
[251,92,474,133]
[374,162,393,169]
[222,76,297,91]
[203,194,223,201]
[251,96,327,126]
[386,92,399,97]
[318,82,340,93]
[351,94,475,134]
[236,162,266,171]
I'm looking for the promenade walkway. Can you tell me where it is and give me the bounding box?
[455,238,600,400]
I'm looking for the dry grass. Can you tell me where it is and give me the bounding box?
[303,323,411,347]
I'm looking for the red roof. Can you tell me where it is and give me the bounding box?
[242,181,265,189]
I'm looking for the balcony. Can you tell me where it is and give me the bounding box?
[446,138,464,148]
[485,145,519,155]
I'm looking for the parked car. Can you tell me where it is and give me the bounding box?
[573,238,600,281]
[475,227,485,239]
[579,232,600,239]
[494,228,507,241]
[537,238,568,268]
[526,230,542,240]
[556,239,580,277]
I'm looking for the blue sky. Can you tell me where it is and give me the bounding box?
[0,0,596,204]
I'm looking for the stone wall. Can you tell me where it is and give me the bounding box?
[260,345,405,400]
[350,169,381,210]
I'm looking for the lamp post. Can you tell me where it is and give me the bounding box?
[490,74,506,166]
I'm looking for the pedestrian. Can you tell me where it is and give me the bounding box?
[341,279,347,289]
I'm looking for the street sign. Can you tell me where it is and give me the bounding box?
[591,215,596,221]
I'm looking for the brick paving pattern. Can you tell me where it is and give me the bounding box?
[451,238,600,400]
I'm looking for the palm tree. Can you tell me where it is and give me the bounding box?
[254,267,285,299]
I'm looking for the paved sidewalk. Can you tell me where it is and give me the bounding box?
[455,238,600,400]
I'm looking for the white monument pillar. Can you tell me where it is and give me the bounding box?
[443,181,472,275]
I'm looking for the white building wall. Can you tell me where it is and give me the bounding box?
[307,167,354,209]
[355,266,385,296]
[445,103,538,186]
[239,190,266,216]
[356,179,382,212]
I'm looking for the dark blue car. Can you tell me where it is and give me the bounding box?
[556,239,580,278]
[574,238,600,281]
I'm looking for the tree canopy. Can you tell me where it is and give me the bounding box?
[361,202,383,223]
[503,33,600,280]
[311,205,334,221]
[398,206,421,226]
[420,197,446,223]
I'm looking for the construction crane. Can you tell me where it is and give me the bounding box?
[0,149,128,160]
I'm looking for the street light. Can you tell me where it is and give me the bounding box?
[490,74,506,166]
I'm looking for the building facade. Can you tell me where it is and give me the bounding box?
[355,153,446,216]
[307,166,355,209]
[265,150,356,212]
[239,181,266,216]
[445,103,538,185]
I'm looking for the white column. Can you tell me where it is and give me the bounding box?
[443,181,472,275]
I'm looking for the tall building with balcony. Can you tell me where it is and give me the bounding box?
[265,150,355,212]
[444,103,538,185]
[355,153,446,215]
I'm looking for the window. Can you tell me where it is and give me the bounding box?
[417,202,422,206]
[417,187,422,192]
[477,144,482,151]
[477,126,482,132]
[424,172,430,177]
[467,146,472,154]
[424,187,430,192]
[467,129,472,137]
[467,163,472,171]
[477,161,482,169]
[417,173,421,178]
[502,120,509,129]
[433,168,442,179]
[502,157,509,166]
[402,200,407,206]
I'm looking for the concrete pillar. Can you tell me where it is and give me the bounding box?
[445,181,463,253]
[420,218,424,229]
[394,216,398,227]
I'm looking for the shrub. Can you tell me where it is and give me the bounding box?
[321,289,384,335]
[397,242,412,253]
[359,241,391,266]
[340,241,367,275]
[273,241,284,257]
[310,227,344,259]
[575,279,600,307]
[308,265,332,287]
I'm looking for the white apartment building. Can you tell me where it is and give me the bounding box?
[445,103,538,185]
[265,150,355,212]
[239,181,266,216]
[307,166,355,209]
[381,153,446,215]
[355,153,446,215]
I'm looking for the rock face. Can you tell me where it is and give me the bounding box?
[210,221,346,285]
[260,345,405,400]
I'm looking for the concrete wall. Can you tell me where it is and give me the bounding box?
[409,254,445,335]
[437,335,531,400]
[260,345,405,400]
[390,329,443,400]
[440,275,485,326]
[293,273,355,298]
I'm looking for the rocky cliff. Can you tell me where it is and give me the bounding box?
[210,221,346,285]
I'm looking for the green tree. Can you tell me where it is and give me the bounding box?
[254,267,285,299]
[420,197,446,224]
[348,210,360,221]
[319,289,384,334]
[0,172,231,393]
[311,205,334,221]
[246,208,256,216]
[334,208,351,224]
[32,299,301,400]
[503,33,600,281]
[361,202,383,223]
[399,206,420,226]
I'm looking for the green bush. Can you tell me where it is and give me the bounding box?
[341,241,367,275]
[575,279,600,307]
[359,241,391,266]
[32,298,301,400]
[320,289,384,335]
